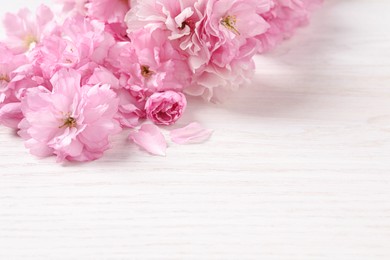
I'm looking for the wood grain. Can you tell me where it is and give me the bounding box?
[1,0,390,259]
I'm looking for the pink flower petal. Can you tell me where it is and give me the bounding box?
[0,102,23,129]
[170,122,213,145]
[129,124,167,156]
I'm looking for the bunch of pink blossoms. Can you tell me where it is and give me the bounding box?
[0,0,321,162]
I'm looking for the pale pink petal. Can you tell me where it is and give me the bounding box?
[129,124,167,156]
[170,122,213,144]
[86,0,130,24]
[0,102,23,129]
[25,138,54,157]
[87,67,119,88]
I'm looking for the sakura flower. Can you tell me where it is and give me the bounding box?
[107,28,191,96]
[185,0,270,101]
[202,0,271,44]
[145,91,187,126]
[31,15,115,79]
[31,35,81,79]
[59,15,115,66]
[197,0,270,65]
[125,0,206,55]
[127,0,270,66]
[130,28,192,92]
[18,69,121,162]
[127,0,270,102]
[2,5,55,54]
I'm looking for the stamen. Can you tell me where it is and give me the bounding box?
[221,15,240,36]
[59,115,77,128]
[24,35,38,49]
[0,74,10,83]
[179,21,188,30]
[140,65,154,79]
[178,19,195,32]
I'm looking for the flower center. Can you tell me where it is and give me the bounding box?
[179,19,195,31]
[221,15,240,36]
[24,35,38,49]
[140,65,154,79]
[179,21,188,30]
[0,74,10,83]
[60,115,77,128]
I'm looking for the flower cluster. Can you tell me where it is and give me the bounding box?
[0,0,321,162]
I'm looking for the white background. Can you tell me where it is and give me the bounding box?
[1,0,390,259]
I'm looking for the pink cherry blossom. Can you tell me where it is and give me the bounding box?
[31,35,81,79]
[131,28,191,91]
[105,27,192,114]
[126,0,271,102]
[18,69,121,162]
[186,0,270,101]
[127,0,270,64]
[2,5,55,54]
[145,91,187,126]
[31,15,115,80]
[61,15,114,62]
[109,28,192,94]
[125,0,206,55]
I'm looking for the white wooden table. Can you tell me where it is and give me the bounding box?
[1,0,389,259]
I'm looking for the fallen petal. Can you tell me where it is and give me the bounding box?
[170,122,213,145]
[129,124,167,156]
